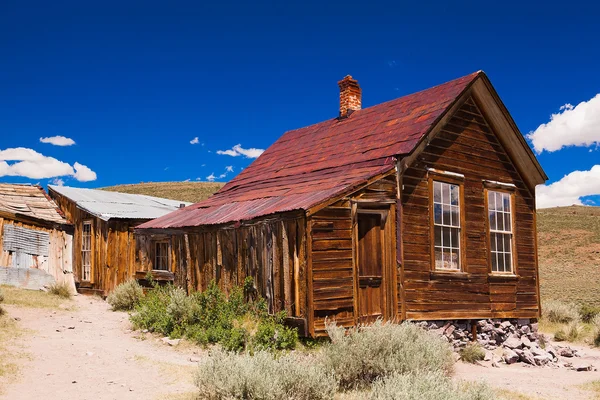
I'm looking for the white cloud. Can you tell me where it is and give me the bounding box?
[206,173,216,182]
[190,137,199,145]
[72,162,97,182]
[536,165,600,208]
[225,165,234,172]
[0,147,97,182]
[50,178,65,186]
[39,135,76,146]
[217,144,264,159]
[527,94,600,153]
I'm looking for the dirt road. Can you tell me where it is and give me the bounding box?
[1,295,198,400]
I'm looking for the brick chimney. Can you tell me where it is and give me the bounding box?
[338,75,361,118]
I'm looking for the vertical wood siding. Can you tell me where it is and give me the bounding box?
[401,97,538,320]
[309,174,397,336]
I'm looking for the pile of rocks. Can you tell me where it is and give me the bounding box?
[416,319,588,368]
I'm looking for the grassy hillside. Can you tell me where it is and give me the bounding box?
[537,205,600,306]
[101,181,224,203]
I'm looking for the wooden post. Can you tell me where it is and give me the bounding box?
[184,234,193,294]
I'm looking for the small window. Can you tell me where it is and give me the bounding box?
[488,191,514,273]
[154,241,170,271]
[81,221,92,281]
[433,181,461,270]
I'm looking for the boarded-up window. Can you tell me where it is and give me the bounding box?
[154,241,169,271]
[3,224,49,256]
[82,221,92,281]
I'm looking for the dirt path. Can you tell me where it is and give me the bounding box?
[455,342,600,399]
[1,295,198,400]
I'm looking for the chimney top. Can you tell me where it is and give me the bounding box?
[338,75,361,119]
[179,203,186,209]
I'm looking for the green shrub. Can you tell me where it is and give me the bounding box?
[543,300,580,323]
[579,304,600,323]
[252,312,298,351]
[554,329,567,342]
[366,371,493,400]
[47,281,72,298]
[107,280,143,311]
[460,343,486,363]
[323,320,454,389]
[194,349,337,400]
[130,284,175,335]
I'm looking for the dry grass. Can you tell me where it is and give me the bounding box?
[496,389,541,400]
[101,181,224,203]
[133,354,196,385]
[0,285,75,310]
[537,205,600,306]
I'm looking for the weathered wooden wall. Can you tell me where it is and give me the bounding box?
[136,213,309,331]
[50,191,140,295]
[0,216,74,289]
[308,174,397,336]
[401,96,538,320]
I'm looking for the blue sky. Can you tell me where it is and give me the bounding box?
[1,1,599,207]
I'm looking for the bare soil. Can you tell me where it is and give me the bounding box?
[455,342,600,399]
[0,295,198,400]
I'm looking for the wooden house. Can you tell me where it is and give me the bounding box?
[0,184,74,291]
[48,185,190,295]
[137,71,547,337]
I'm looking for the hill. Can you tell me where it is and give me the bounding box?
[537,205,600,306]
[100,181,224,203]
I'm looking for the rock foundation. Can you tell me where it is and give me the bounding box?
[416,319,593,370]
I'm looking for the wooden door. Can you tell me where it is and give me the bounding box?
[356,211,387,323]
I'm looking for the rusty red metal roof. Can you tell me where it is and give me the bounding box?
[139,71,481,229]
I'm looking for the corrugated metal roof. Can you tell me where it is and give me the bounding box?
[48,185,192,221]
[139,71,481,229]
[0,183,68,225]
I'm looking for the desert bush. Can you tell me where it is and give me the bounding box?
[591,314,600,347]
[366,371,494,400]
[252,312,298,351]
[194,349,337,400]
[130,283,175,335]
[543,300,580,323]
[47,281,72,298]
[0,287,4,303]
[554,321,582,342]
[579,304,600,323]
[460,343,486,363]
[107,280,143,311]
[323,320,454,389]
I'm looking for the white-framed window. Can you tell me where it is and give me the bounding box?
[81,220,92,281]
[433,181,461,270]
[488,191,514,273]
[154,241,170,271]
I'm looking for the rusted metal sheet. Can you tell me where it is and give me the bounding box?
[140,72,479,229]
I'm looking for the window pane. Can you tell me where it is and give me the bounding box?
[489,210,496,230]
[497,211,504,231]
[503,234,512,253]
[434,182,441,203]
[488,191,495,211]
[451,206,460,227]
[504,213,511,232]
[434,203,442,224]
[450,185,459,206]
[503,193,511,212]
[435,248,443,269]
[442,204,450,225]
[450,249,460,269]
[435,226,441,247]
[442,183,450,204]
[450,227,459,250]
[504,254,512,273]
[490,233,497,251]
[496,192,503,212]
[491,251,498,271]
[443,227,450,249]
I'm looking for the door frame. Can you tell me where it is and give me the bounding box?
[352,202,397,324]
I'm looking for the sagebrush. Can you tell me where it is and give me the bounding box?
[366,371,493,400]
[543,300,580,323]
[130,280,298,351]
[460,343,486,363]
[194,349,337,400]
[323,320,454,389]
[107,280,144,311]
[47,281,72,298]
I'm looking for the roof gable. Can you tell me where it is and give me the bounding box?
[48,185,192,221]
[140,72,485,229]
